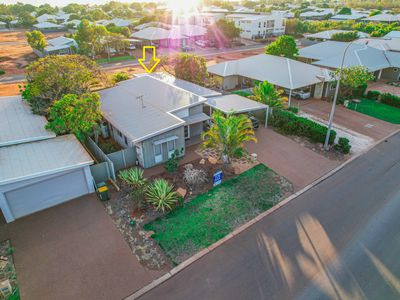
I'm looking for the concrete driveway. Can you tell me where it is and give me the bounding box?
[0,194,164,300]
[246,127,340,191]
[294,99,399,141]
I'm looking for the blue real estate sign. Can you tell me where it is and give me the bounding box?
[213,170,223,187]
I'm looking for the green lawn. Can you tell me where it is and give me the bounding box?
[347,98,400,124]
[95,55,135,64]
[144,164,292,264]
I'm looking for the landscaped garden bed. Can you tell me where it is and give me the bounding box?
[144,164,293,264]
[347,98,400,124]
[95,55,135,64]
[0,240,19,300]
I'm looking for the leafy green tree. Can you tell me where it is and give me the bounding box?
[106,24,130,37]
[26,30,46,51]
[202,111,257,164]
[331,31,359,42]
[46,93,102,141]
[174,53,211,86]
[146,179,178,212]
[250,81,284,108]
[333,66,375,98]
[265,35,298,59]
[22,54,102,114]
[369,10,382,17]
[207,19,241,46]
[18,12,36,27]
[74,19,109,56]
[337,7,351,15]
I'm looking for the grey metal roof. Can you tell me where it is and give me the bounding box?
[136,73,222,98]
[0,134,93,185]
[299,41,392,72]
[0,96,56,147]
[207,94,268,114]
[99,76,206,143]
[363,14,400,23]
[207,54,331,90]
[385,51,400,68]
[384,31,400,39]
[33,21,63,29]
[305,30,369,40]
[182,113,210,125]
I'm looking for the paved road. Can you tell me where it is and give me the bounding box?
[139,132,400,300]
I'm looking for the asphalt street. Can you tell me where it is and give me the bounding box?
[139,132,400,300]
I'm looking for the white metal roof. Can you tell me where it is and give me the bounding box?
[136,73,222,98]
[355,37,400,52]
[363,14,400,23]
[131,26,185,41]
[330,13,366,20]
[299,41,392,72]
[305,30,369,40]
[99,75,207,143]
[0,96,56,147]
[207,94,268,114]
[0,134,93,185]
[384,31,400,39]
[44,36,78,52]
[207,54,331,90]
[33,21,63,29]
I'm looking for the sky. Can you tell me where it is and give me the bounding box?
[1,0,157,6]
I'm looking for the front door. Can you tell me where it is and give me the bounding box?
[154,143,163,163]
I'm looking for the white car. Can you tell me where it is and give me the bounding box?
[195,40,207,47]
[285,89,311,100]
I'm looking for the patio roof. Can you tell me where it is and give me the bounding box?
[207,54,331,90]
[206,94,268,114]
[0,96,55,147]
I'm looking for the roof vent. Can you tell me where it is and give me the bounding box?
[137,95,145,109]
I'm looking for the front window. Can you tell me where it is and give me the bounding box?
[167,140,175,158]
[184,126,190,140]
[154,144,162,163]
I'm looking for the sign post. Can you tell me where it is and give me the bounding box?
[212,170,223,187]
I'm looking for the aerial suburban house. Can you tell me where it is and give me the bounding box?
[330,12,367,21]
[299,9,335,20]
[0,96,94,223]
[384,31,400,39]
[226,13,286,40]
[35,13,58,23]
[304,30,369,42]
[207,54,332,102]
[298,41,400,81]
[33,36,78,57]
[33,21,64,32]
[130,26,186,48]
[96,18,132,28]
[99,75,210,168]
[362,13,400,23]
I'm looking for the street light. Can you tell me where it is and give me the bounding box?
[323,40,368,150]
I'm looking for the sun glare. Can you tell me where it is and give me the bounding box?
[165,0,201,16]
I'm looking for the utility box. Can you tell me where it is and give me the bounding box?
[96,182,110,201]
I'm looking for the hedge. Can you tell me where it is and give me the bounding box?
[380,93,400,108]
[270,109,336,144]
[366,90,381,100]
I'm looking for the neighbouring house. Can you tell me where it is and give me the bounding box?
[304,30,369,42]
[271,10,295,19]
[99,75,210,168]
[96,18,132,28]
[33,21,64,32]
[0,96,94,223]
[226,13,286,40]
[298,41,400,81]
[130,26,187,48]
[207,54,332,102]
[36,13,58,23]
[0,21,6,29]
[362,13,400,23]
[384,31,400,39]
[192,12,225,27]
[62,19,82,29]
[300,9,335,20]
[33,36,78,57]
[330,12,367,21]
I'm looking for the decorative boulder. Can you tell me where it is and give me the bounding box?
[208,156,218,165]
[176,187,187,198]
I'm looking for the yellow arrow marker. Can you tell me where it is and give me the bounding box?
[138,46,160,73]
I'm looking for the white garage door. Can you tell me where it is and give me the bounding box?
[5,169,89,219]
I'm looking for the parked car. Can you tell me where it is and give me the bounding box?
[249,115,259,130]
[284,89,311,100]
[182,45,195,52]
[195,40,207,48]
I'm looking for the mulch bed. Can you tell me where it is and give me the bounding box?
[0,240,19,299]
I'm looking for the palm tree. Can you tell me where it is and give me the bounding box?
[250,80,284,108]
[202,111,257,165]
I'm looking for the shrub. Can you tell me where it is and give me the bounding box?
[0,69,5,75]
[183,166,208,191]
[146,179,178,212]
[119,167,148,209]
[164,148,184,173]
[334,137,351,154]
[270,109,336,144]
[286,106,299,114]
[366,90,381,100]
[380,93,400,108]
[113,72,129,83]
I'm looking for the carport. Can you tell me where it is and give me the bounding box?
[206,94,269,127]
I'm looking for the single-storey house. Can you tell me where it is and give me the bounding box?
[36,13,58,23]
[207,54,332,102]
[330,13,367,21]
[304,30,369,41]
[99,75,210,168]
[0,96,94,223]
[384,31,400,39]
[0,21,6,29]
[33,21,64,32]
[33,36,78,57]
[130,26,186,48]
[363,13,400,23]
[298,41,400,81]
[300,9,335,20]
[96,18,132,27]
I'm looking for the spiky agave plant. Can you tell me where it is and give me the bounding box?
[146,179,178,212]
[119,167,147,188]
